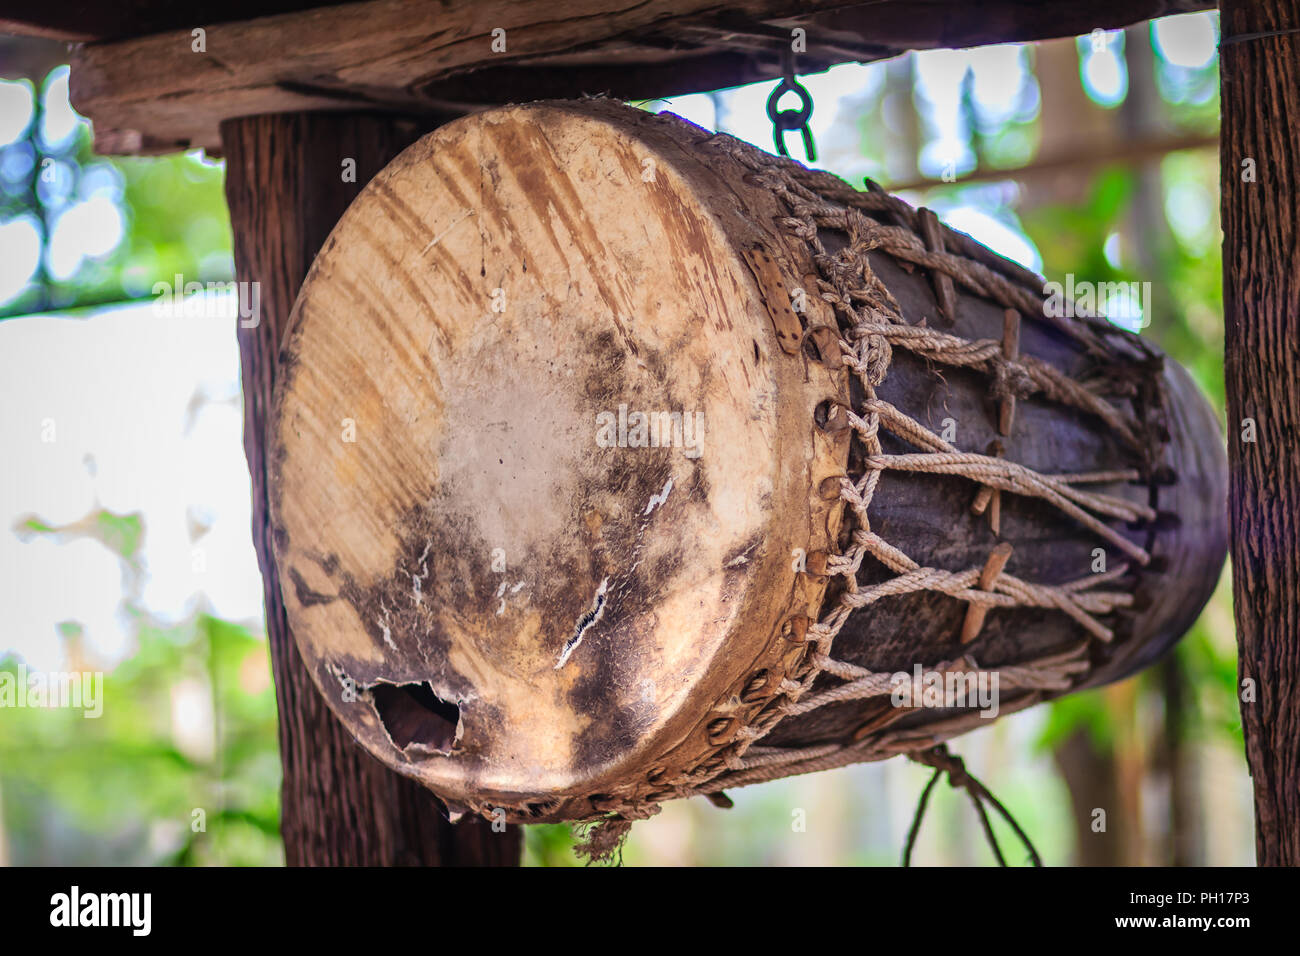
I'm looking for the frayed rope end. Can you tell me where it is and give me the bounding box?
[574,817,634,866]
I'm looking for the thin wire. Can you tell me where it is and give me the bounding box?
[1220,26,1300,46]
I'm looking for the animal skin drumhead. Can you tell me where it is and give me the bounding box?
[270,102,839,818]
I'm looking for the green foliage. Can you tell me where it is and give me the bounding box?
[523,823,581,867]
[1021,167,1135,287]
[17,516,54,535]
[1,65,231,318]
[2,506,281,865]
[1036,689,1119,753]
[0,613,282,865]
[93,510,144,560]
[15,507,145,567]
[1175,570,1242,746]
[113,153,233,302]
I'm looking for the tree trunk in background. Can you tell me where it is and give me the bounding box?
[221,112,521,866]
[1220,0,1300,867]
[1122,21,1174,327]
[1054,729,1132,865]
[884,53,921,185]
[1156,654,1202,865]
[1022,36,1114,207]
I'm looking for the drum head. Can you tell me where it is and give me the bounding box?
[269,103,843,815]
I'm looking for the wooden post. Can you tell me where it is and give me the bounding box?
[220,112,521,865]
[1220,0,1300,866]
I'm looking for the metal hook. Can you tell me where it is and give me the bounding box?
[766,48,816,163]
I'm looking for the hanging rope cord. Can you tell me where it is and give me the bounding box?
[904,745,1042,866]
[574,125,1167,864]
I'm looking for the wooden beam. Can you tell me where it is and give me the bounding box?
[883,132,1219,193]
[1220,0,1300,866]
[65,0,1212,156]
[0,0,326,42]
[221,110,521,866]
[0,34,67,81]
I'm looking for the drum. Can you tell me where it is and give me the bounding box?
[268,99,1228,832]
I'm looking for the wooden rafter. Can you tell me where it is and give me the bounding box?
[21,0,1213,155]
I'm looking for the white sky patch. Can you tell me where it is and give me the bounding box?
[46,196,125,280]
[0,216,42,303]
[939,207,1042,274]
[38,67,79,150]
[1103,231,1123,269]
[0,78,34,146]
[1079,32,1128,107]
[0,294,263,672]
[1154,12,1218,70]
[966,44,1031,122]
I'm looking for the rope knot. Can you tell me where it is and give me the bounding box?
[863,333,892,384]
[940,752,972,789]
[991,356,1035,402]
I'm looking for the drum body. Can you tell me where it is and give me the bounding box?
[269,100,1227,824]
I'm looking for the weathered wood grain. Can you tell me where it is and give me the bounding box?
[1221,0,1300,867]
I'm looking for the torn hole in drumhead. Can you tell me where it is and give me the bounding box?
[370,680,463,755]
